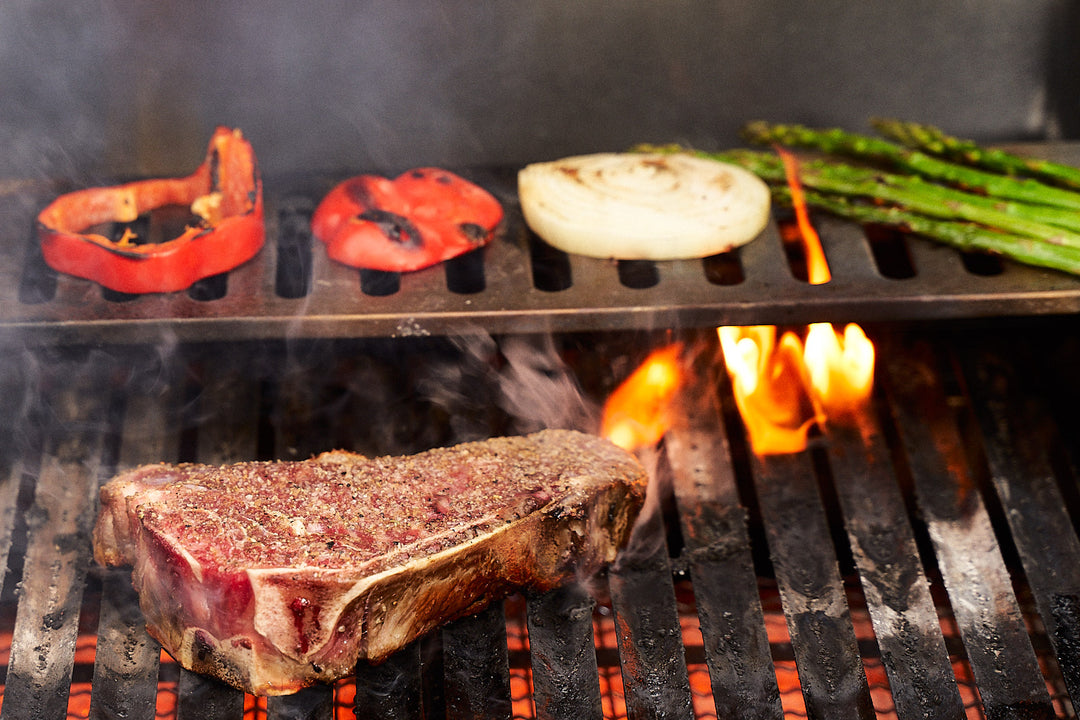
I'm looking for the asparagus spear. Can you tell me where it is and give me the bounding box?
[768,186,1080,277]
[871,117,1080,191]
[741,121,1080,211]
[680,147,1080,248]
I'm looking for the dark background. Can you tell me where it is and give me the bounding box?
[3,0,1079,183]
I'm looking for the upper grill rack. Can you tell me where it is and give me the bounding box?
[5,144,1080,346]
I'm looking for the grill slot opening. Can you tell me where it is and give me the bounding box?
[445,248,487,295]
[275,201,315,300]
[616,260,660,290]
[17,216,57,305]
[526,231,573,293]
[959,251,1005,277]
[702,251,745,286]
[359,269,400,297]
[862,225,916,280]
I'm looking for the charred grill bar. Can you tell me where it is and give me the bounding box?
[4,148,1080,719]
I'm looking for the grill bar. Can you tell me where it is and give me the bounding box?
[608,513,694,720]
[665,372,784,720]
[87,350,179,720]
[87,570,159,720]
[351,640,422,720]
[3,353,108,720]
[823,413,966,720]
[883,341,1057,719]
[266,685,336,720]
[177,673,244,720]
[525,584,604,720]
[441,602,512,720]
[174,346,261,718]
[751,450,876,720]
[960,338,1080,705]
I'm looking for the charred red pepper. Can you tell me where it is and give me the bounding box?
[37,127,264,294]
[311,168,503,272]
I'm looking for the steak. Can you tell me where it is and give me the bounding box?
[93,429,647,695]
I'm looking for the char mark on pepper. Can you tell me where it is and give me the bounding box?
[357,209,423,249]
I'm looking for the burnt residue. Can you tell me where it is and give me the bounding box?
[790,610,877,719]
[1050,594,1080,691]
[526,584,603,720]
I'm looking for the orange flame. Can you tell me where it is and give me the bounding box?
[600,344,683,451]
[719,150,874,454]
[717,326,818,454]
[803,322,875,419]
[777,147,831,285]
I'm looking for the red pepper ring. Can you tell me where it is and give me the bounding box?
[311,168,504,273]
[37,126,264,294]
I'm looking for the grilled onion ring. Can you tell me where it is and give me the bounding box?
[518,152,770,260]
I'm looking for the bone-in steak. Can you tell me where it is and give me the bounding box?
[93,429,647,695]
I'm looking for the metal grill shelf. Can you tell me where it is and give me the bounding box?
[5,145,1080,346]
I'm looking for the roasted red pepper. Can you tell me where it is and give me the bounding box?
[37,127,264,294]
[311,168,503,272]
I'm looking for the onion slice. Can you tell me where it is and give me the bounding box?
[518,152,771,260]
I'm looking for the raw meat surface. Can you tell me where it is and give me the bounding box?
[94,430,647,695]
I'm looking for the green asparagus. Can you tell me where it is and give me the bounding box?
[769,186,1080,276]
[741,121,1080,211]
[656,146,1080,247]
[871,117,1080,191]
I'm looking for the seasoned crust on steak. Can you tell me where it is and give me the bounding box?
[93,429,647,695]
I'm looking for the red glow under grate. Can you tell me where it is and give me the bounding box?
[0,582,1072,719]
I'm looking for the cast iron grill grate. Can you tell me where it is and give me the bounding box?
[0,322,1078,719]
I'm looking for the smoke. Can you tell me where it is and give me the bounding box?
[494,334,600,435]
[612,444,673,573]
[416,331,601,443]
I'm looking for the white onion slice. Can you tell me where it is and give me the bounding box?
[518,152,771,260]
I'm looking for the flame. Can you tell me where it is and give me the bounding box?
[718,150,875,455]
[803,322,875,418]
[600,344,683,451]
[597,152,876,457]
[717,326,818,454]
[777,147,831,285]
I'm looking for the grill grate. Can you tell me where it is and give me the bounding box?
[6,144,1080,346]
[0,323,1078,719]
